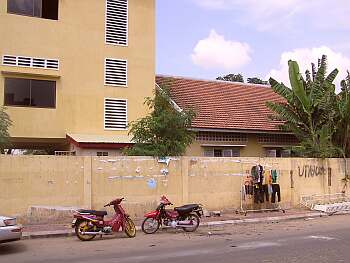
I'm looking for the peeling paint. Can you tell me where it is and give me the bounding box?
[147,178,157,189]
[223,173,244,177]
[160,168,169,175]
[108,176,121,180]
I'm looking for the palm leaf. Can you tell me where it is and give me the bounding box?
[288,60,311,112]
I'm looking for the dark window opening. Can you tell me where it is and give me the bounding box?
[97,152,109,157]
[214,149,222,157]
[211,148,240,157]
[4,78,56,108]
[265,148,292,158]
[7,0,59,20]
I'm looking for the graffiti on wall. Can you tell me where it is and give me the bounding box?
[298,165,326,178]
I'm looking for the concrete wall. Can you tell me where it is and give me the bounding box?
[1,155,349,220]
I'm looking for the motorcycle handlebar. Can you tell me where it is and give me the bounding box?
[104,197,125,207]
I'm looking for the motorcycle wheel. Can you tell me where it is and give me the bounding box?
[182,213,200,232]
[141,217,160,234]
[124,217,136,238]
[75,220,96,241]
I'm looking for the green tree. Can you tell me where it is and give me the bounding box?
[0,106,12,153]
[247,77,268,85]
[216,73,244,83]
[266,55,340,158]
[126,86,196,157]
[334,71,350,185]
[334,71,350,158]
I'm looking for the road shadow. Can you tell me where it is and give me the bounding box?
[0,242,27,255]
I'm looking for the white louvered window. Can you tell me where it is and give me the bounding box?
[105,0,128,46]
[104,98,127,130]
[2,55,59,70]
[105,58,127,86]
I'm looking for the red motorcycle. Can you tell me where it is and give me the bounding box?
[142,196,203,234]
[72,197,136,241]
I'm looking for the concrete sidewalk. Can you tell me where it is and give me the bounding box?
[22,209,336,240]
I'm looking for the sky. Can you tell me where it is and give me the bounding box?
[156,0,350,91]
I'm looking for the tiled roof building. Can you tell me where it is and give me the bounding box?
[156,75,298,157]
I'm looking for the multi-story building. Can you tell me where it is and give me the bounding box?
[0,0,155,156]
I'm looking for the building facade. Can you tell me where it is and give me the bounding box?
[0,0,155,155]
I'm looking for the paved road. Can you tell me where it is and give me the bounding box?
[1,214,350,263]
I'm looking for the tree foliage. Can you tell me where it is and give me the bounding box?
[216,73,244,83]
[125,86,196,157]
[266,55,340,158]
[0,106,12,152]
[247,77,268,85]
[216,74,268,85]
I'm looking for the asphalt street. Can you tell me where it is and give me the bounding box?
[1,214,350,263]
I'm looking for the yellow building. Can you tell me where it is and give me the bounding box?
[0,0,155,156]
[156,75,298,158]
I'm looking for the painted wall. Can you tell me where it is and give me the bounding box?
[186,134,275,157]
[1,155,349,219]
[0,0,155,140]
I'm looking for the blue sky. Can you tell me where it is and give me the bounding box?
[156,0,350,89]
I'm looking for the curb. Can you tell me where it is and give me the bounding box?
[22,211,349,240]
[202,212,324,227]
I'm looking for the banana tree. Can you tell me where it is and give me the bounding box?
[334,72,350,185]
[266,55,339,158]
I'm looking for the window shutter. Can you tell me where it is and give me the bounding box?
[105,0,128,46]
[232,149,240,157]
[104,98,127,130]
[266,150,277,157]
[2,55,59,70]
[32,58,46,68]
[46,59,59,69]
[204,149,214,157]
[17,56,31,67]
[2,55,16,66]
[105,58,127,86]
[222,149,233,157]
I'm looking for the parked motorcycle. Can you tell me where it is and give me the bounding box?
[142,196,203,234]
[72,197,136,241]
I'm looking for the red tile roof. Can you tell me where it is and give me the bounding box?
[156,75,285,132]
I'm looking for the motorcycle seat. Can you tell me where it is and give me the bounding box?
[78,209,107,216]
[174,204,199,213]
